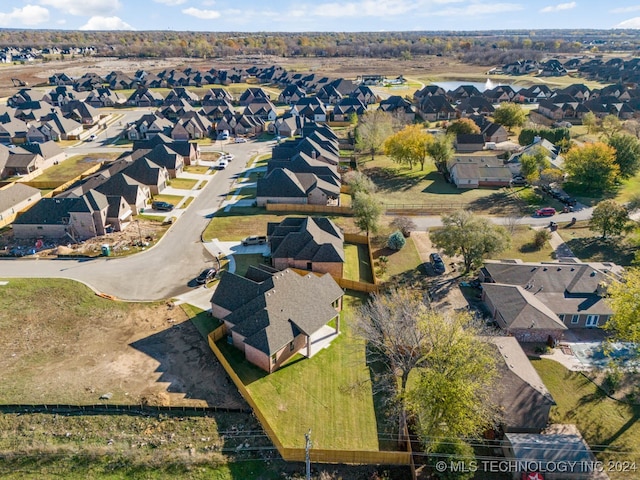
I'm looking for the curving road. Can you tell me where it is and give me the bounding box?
[0,140,272,301]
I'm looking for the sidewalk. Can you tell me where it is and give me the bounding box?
[548,230,576,259]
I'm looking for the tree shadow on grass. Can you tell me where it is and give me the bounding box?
[564,237,637,265]
[364,166,427,192]
[466,190,521,214]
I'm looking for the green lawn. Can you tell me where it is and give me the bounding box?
[531,358,640,479]
[344,243,374,283]
[184,165,211,174]
[169,177,198,190]
[616,171,640,205]
[498,225,555,263]
[556,222,638,266]
[231,253,265,277]
[227,186,256,201]
[360,156,520,214]
[218,294,381,450]
[151,194,184,205]
[32,153,118,185]
[181,197,194,209]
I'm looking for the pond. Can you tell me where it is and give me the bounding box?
[433,79,521,92]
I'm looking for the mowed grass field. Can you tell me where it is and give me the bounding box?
[217,293,382,451]
[531,358,640,480]
[30,153,119,186]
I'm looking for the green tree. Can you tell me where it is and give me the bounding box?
[564,142,620,192]
[533,229,551,249]
[426,133,455,173]
[383,124,433,170]
[445,118,480,135]
[600,114,623,140]
[430,210,511,273]
[589,200,630,239]
[407,310,498,441]
[387,230,406,250]
[492,102,526,132]
[355,110,394,162]
[605,268,640,346]
[519,148,551,184]
[352,191,383,235]
[582,111,598,135]
[608,133,640,179]
[431,439,476,480]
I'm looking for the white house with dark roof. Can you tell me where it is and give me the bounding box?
[210,267,343,373]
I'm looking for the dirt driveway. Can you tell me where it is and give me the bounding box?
[0,281,244,409]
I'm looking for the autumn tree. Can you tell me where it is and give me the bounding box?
[519,147,551,184]
[352,191,383,235]
[600,114,623,140]
[492,102,526,132]
[383,124,433,170]
[605,268,640,346]
[430,210,511,273]
[564,142,619,192]
[445,118,480,135]
[427,133,455,173]
[607,133,640,179]
[343,170,376,195]
[355,110,394,162]
[582,111,598,135]
[590,200,630,239]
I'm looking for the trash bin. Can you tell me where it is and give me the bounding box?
[101,244,111,256]
[140,208,144,213]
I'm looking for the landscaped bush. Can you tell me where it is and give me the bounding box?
[390,216,416,237]
[387,230,406,251]
[533,229,552,249]
[431,438,475,480]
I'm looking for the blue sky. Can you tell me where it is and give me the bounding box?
[1,0,640,31]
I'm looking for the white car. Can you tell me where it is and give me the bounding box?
[217,159,228,170]
[235,137,247,143]
[88,134,97,141]
[223,154,234,161]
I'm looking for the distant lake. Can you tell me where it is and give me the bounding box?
[433,79,521,92]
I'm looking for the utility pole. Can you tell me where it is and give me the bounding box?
[305,429,312,480]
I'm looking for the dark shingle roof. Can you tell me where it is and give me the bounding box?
[268,216,344,264]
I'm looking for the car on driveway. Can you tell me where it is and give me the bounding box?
[242,235,267,246]
[430,252,446,274]
[535,207,556,217]
[152,201,174,211]
[217,159,228,170]
[235,137,247,143]
[196,268,217,285]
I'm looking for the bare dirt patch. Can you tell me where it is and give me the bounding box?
[0,278,244,408]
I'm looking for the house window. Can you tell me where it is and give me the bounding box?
[558,314,565,321]
[307,262,312,270]
[586,315,599,327]
[289,341,295,352]
[571,315,579,324]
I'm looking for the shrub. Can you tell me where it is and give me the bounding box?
[533,229,551,249]
[430,438,475,480]
[390,216,416,237]
[387,230,406,251]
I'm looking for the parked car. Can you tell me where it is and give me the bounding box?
[536,207,556,217]
[196,268,217,285]
[430,252,446,274]
[235,137,247,143]
[88,134,97,141]
[152,201,174,211]
[511,175,527,186]
[242,235,267,246]
[217,159,228,169]
[223,154,234,162]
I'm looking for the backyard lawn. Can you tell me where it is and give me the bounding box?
[216,293,381,450]
[497,225,555,263]
[531,358,640,479]
[31,153,118,186]
[360,156,521,214]
[344,243,374,283]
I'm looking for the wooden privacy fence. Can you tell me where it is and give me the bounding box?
[207,327,410,466]
[25,162,105,191]
[265,203,352,215]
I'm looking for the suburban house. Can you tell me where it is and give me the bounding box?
[417,95,456,121]
[13,189,110,241]
[132,143,185,178]
[350,85,378,105]
[0,183,41,228]
[490,337,555,433]
[290,97,328,122]
[126,87,164,107]
[455,96,495,117]
[454,133,485,152]
[2,151,44,177]
[85,87,124,108]
[163,87,200,106]
[271,113,305,138]
[447,155,511,189]
[332,97,367,121]
[268,151,341,187]
[278,85,306,105]
[480,260,619,343]
[201,88,234,104]
[210,267,344,373]
[378,96,416,122]
[238,87,270,106]
[257,168,340,207]
[267,216,345,277]
[243,99,278,121]
[95,173,150,215]
[508,138,563,174]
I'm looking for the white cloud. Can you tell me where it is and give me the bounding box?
[39,0,121,16]
[539,2,576,13]
[312,0,417,17]
[611,6,640,13]
[615,16,640,28]
[182,7,221,19]
[154,0,187,5]
[433,2,524,16]
[79,15,134,30]
[201,0,217,5]
[0,5,50,26]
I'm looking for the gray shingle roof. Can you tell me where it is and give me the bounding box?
[268,216,344,264]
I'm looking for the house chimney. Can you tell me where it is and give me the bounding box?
[311,150,316,159]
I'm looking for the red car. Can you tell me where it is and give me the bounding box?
[536,207,556,217]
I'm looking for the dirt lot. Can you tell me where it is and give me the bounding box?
[0,278,244,409]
